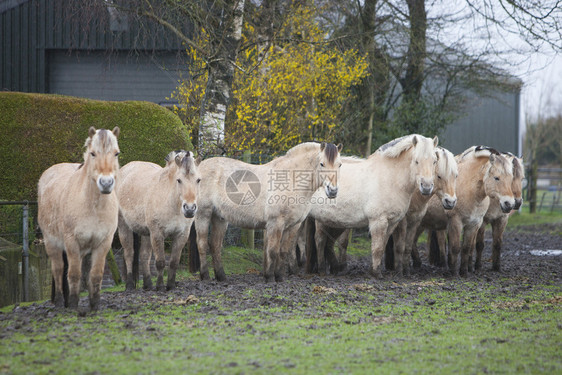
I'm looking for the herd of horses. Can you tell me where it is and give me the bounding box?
[37,127,523,310]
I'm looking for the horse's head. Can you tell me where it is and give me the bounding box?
[506,154,525,210]
[318,142,343,199]
[434,147,458,210]
[84,126,120,194]
[482,151,515,213]
[411,135,438,196]
[169,151,201,218]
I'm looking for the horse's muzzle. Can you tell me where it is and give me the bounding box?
[420,183,434,196]
[500,200,513,213]
[97,176,115,194]
[514,198,523,210]
[442,197,457,210]
[325,186,338,199]
[183,203,197,218]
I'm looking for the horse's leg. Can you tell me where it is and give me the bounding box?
[139,235,153,290]
[314,222,329,275]
[336,229,350,273]
[324,227,343,274]
[474,223,486,271]
[295,223,307,267]
[45,244,65,308]
[167,228,190,290]
[436,230,448,268]
[118,221,136,291]
[194,214,212,281]
[402,222,421,276]
[460,224,479,276]
[264,222,283,282]
[392,220,407,276]
[88,239,112,311]
[149,231,166,291]
[209,215,228,282]
[64,244,82,309]
[412,227,424,268]
[368,220,389,279]
[490,216,508,271]
[447,218,462,277]
[281,224,301,276]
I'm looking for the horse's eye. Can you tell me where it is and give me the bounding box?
[494,177,500,181]
[196,178,201,184]
[115,152,120,157]
[177,179,182,184]
[90,152,96,157]
[320,162,325,167]
[437,175,442,179]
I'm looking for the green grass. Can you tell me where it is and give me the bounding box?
[1,278,560,374]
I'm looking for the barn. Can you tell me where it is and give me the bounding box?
[1,0,522,156]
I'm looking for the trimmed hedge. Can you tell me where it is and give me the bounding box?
[0,92,193,200]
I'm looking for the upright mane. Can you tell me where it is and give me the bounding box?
[460,145,512,172]
[504,152,525,178]
[83,128,118,159]
[436,147,458,177]
[376,134,426,159]
[283,142,338,164]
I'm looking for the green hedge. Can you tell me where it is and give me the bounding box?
[0,92,193,200]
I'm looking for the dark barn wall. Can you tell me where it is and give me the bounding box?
[439,89,521,156]
[1,0,189,99]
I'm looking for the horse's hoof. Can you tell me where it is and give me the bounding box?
[215,270,227,282]
[412,260,422,269]
[200,272,210,281]
[166,282,177,291]
[264,274,275,283]
[156,284,166,292]
[370,269,383,279]
[68,294,79,309]
[142,279,153,290]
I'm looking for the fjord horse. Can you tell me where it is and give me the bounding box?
[385,146,458,276]
[418,146,515,276]
[307,134,438,278]
[195,142,342,282]
[117,151,201,291]
[38,127,121,310]
[473,154,525,271]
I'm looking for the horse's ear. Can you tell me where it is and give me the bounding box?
[320,142,326,151]
[88,127,96,138]
[435,150,440,160]
[112,127,120,138]
[433,136,438,147]
[489,154,496,164]
[412,135,418,146]
[175,154,182,167]
[337,143,343,152]
[195,155,202,166]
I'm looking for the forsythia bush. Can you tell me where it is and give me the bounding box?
[172,5,369,155]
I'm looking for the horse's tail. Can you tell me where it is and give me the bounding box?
[188,223,200,273]
[304,217,317,273]
[132,233,140,288]
[428,230,440,266]
[385,235,395,270]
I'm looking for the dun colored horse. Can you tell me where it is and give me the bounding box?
[195,142,342,282]
[307,134,438,278]
[473,154,524,271]
[117,151,201,291]
[38,127,121,310]
[418,146,515,276]
[385,146,458,275]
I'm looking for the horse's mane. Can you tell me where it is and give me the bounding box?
[460,145,512,172]
[84,128,117,151]
[283,142,338,164]
[376,134,428,159]
[436,147,458,177]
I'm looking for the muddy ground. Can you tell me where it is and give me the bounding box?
[2,223,561,318]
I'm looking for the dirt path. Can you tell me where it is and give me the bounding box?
[1,223,559,319]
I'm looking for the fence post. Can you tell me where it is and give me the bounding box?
[22,203,29,302]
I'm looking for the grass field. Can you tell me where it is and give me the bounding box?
[0,208,560,374]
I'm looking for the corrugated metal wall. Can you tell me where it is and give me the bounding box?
[439,90,520,156]
[0,0,188,94]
